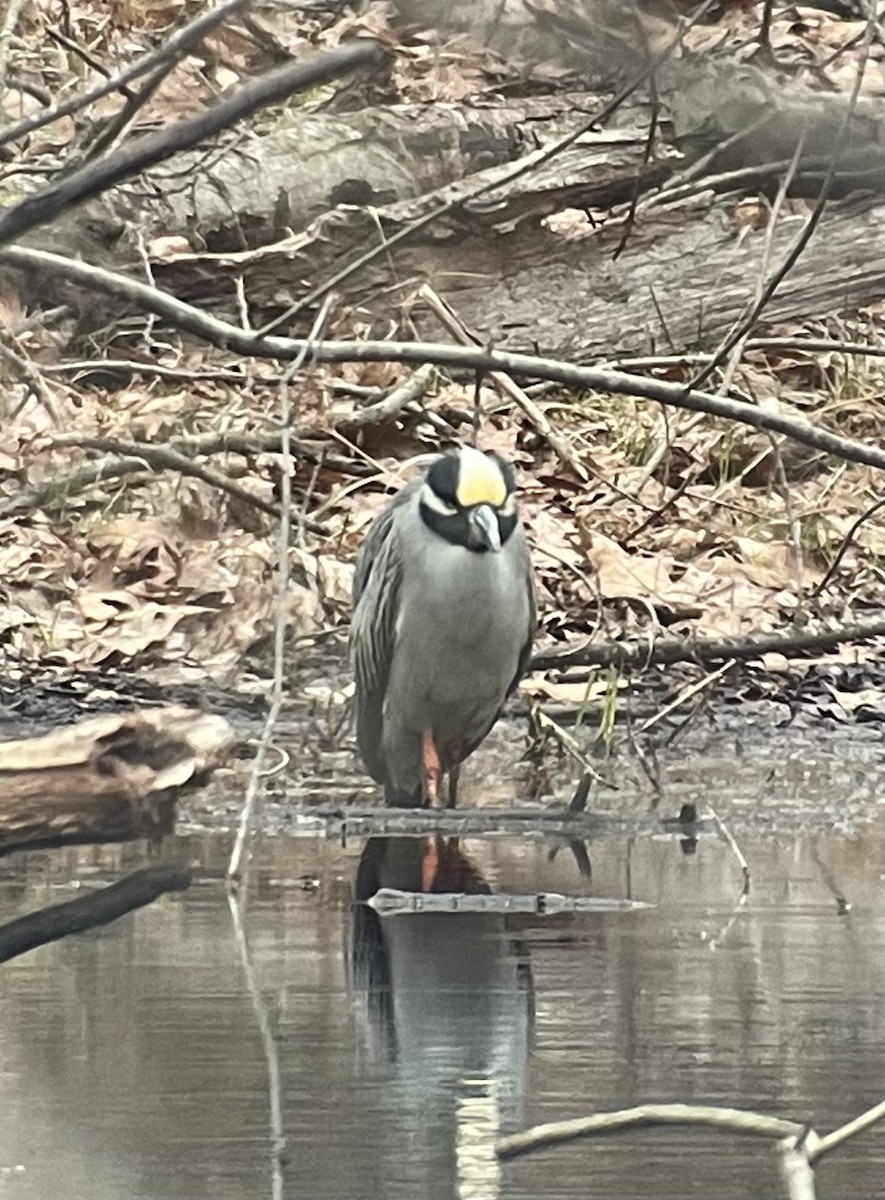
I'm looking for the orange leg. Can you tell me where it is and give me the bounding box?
[445,739,464,808]
[447,762,461,808]
[421,730,442,807]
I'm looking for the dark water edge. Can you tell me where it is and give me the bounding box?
[1,747,883,1200]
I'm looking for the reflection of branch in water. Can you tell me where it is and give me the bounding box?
[228,893,285,1200]
[456,1079,501,1200]
[0,864,190,964]
[704,809,750,952]
[366,889,653,916]
[809,840,851,915]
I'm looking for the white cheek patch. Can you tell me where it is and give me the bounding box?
[420,481,458,516]
[499,493,517,518]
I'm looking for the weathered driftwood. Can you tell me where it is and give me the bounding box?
[0,864,192,964]
[0,707,235,853]
[155,187,885,361]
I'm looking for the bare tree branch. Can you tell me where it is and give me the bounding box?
[531,614,885,673]
[0,40,387,249]
[2,247,882,472]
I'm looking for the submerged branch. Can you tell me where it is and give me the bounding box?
[0,865,191,964]
[497,1103,804,1161]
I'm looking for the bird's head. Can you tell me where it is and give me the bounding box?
[419,445,518,553]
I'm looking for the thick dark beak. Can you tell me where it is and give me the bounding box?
[466,504,502,552]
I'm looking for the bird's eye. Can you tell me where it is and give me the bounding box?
[420,482,458,517]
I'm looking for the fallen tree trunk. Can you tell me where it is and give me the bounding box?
[3,14,880,361]
[155,184,883,360]
[0,707,235,853]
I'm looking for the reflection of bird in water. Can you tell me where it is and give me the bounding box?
[349,837,534,1200]
[350,447,535,814]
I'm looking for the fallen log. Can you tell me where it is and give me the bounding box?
[0,706,236,854]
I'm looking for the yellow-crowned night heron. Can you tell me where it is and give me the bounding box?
[350,445,535,817]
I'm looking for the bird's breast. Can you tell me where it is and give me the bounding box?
[392,539,528,709]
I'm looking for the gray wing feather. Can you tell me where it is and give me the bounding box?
[512,551,537,692]
[350,480,421,782]
[463,536,537,761]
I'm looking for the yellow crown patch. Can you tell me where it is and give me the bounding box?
[455,447,507,508]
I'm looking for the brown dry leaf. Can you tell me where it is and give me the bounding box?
[760,652,791,672]
[87,516,182,590]
[177,550,239,597]
[583,532,700,609]
[148,236,192,261]
[76,590,138,622]
[0,603,35,636]
[524,503,583,569]
[734,537,800,590]
[87,601,211,662]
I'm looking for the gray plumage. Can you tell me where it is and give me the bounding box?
[350,457,535,806]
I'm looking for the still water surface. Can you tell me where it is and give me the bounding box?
[0,751,883,1200]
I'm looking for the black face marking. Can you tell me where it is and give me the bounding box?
[419,450,519,553]
[426,454,460,506]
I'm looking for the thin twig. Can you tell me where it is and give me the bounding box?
[0,0,25,99]
[286,804,719,841]
[530,704,610,786]
[809,1099,885,1163]
[614,660,735,746]
[599,339,885,368]
[0,328,63,425]
[710,808,751,900]
[226,295,335,891]
[48,436,280,515]
[334,363,436,430]
[0,0,253,151]
[811,495,885,599]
